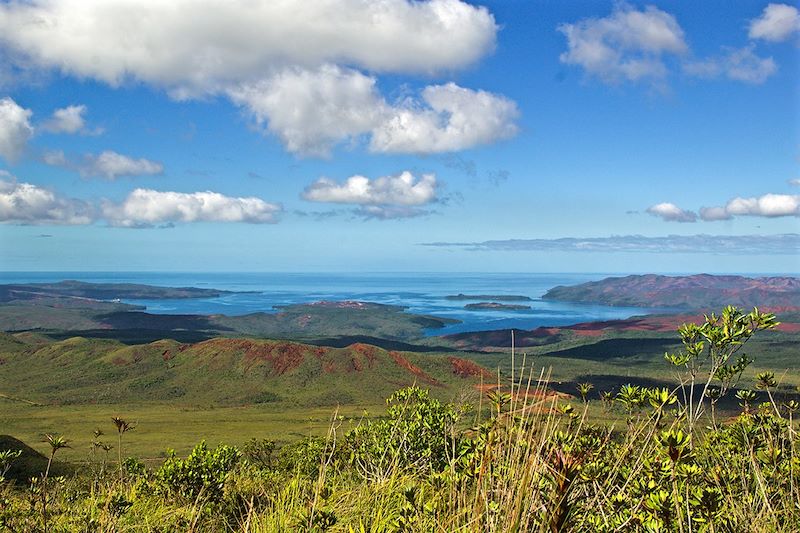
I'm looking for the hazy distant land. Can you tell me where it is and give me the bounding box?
[543,274,800,309]
[464,302,531,310]
[446,293,532,301]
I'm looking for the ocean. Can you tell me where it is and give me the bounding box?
[0,272,672,335]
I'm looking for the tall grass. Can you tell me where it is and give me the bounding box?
[1,309,798,531]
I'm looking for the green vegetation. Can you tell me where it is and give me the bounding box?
[0,299,458,343]
[0,335,479,407]
[543,273,800,308]
[0,280,236,302]
[1,307,798,531]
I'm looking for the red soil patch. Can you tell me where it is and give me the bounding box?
[162,349,173,361]
[388,351,442,386]
[535,327,561,336]
[777,322,800,333]
[111,356,127,366]
[447,356,493,379]
[314,347,329,358]
[350,343,379,370]
[572,329,604,337]
[194,338,307,376]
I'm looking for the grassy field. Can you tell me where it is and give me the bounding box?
[0,401,386,465]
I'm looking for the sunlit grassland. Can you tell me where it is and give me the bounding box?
[0,402,383,465]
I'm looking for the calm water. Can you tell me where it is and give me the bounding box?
[0,272,672,335]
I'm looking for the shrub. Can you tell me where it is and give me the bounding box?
[153,441,241,502]
[346,386,465,477]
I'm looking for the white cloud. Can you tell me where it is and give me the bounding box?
[701,193,800,220]
[0,0,496,96]
[646,202,697,223]
[230,66,518,157]
[726,194,799,217]
[698,206,732,221]
[0,174,92,224]
[103,188,282,227]
[228,66,386,158]
[0,1,511,158]
[303,171,437,206]
[302,171,438,220]
[788,178,800,186]
[370,83,519,154]
[684,45,777,84]
[80,151,163,180]
[558,4,687,84]
[41,104,86,134]
[749,3,800,42]
[0,97,34,162]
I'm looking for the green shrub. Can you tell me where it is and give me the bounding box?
[153,441,241,502]
[346,386,465,476]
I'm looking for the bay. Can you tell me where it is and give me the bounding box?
[0,272,673,335]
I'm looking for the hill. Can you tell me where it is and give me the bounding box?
[0,300,459,345]
[0,435,69,482]
[0,333,487,407]
[0,280,236,303]
[542,274,800,309]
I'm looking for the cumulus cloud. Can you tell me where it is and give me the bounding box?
[0,0,496,96]
[79,151,163,180]
[303,171,437,206]
[421,234,800,255]
[0,96,34,162]
[684,45,777,84]
[0,173,92,224]
[558,4,687,84]
[228,66,386,157]
[41,104,86,134]
[749,3,800,42]
[370,83,518,154]
[230,67,518,157]
[302,171,437,219]
[44,149,164,180]
[701,193,800,220]
[646,202,698,223]
[698,206,732,222]
[0,2,513,157]
[102,188,282,227]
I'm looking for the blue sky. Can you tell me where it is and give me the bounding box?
[0,0,797,273]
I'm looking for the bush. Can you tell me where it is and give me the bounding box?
[153,441,241,502]
[346,386,465,476]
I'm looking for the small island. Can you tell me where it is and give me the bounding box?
[464,302,531,311]
[446,293,532,301]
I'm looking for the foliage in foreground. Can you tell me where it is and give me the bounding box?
[1,307,798,532]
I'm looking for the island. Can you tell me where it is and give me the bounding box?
[542,274,800,309]
[0,282,461,344]
[464,302,531,311]
[0,280,237,303]
[446,293,532,301]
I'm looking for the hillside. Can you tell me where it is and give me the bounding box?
[442,310,800,352]
[0,300,459,344]
[0,333,486,407]
[0,280,236,302]
[542,274,800,309]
